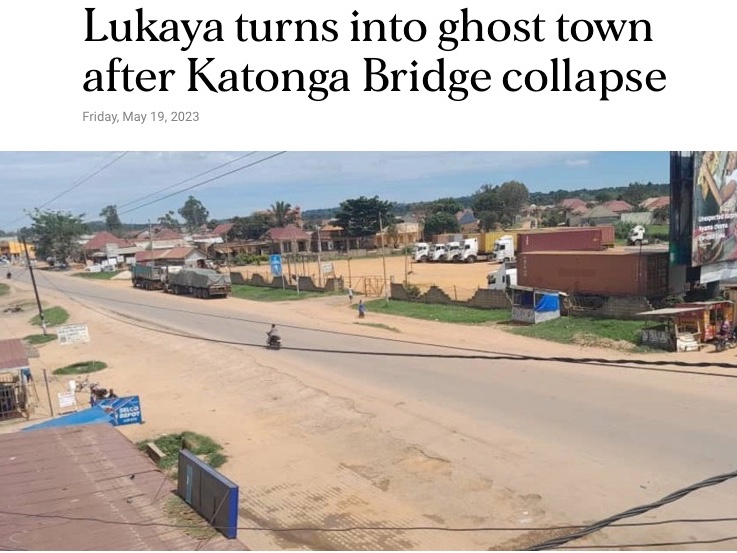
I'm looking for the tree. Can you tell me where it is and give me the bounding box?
[472,185,506,230]
[423,212,460,238]
[334,195,393,237]
[27,209,87,262]
[99,205,122,236]
[653,205,670,223]
[230,212,272,240]
[268,201,295,227]
[157,211,181,230]
[177,196,209,232]
[595,190,614,203]
[497,180,530,216]
[427,197,462,216]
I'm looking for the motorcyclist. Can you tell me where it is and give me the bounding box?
[719,318,732,340]
[267,324,280,346]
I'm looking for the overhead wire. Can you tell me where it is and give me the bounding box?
[117,152,257,210]
[118,151,287,215]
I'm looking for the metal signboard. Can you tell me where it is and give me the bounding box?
[321,262,334,275]
[57,323,90,345]
[96,396,142,426]
[269,254,283,277]
[57,391,77,413]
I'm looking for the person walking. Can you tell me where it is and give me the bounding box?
[347,287,354,303]
[358,299,366,319]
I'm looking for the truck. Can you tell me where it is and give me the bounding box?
[444,241,462,262]
[487,262,517,290]
[490,235,516,263]
[165,268,232,299]
[430,243,447,262]
[131,264,168,290]
[412,242,431,263]
[627,225,649,246]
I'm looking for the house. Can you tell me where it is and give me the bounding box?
[602,200,633,214]
[456,209,479,233]
[640,196,670,211]
[578,205,620,226]
[373,222,422,248]
[83,231,139,260]
[0,238,35,262]
[134,228,189,250]
[313,224,343,252]
[0,338,31,419]
[264,225,312,253]
[134,246,207,267]
[559,198,587,212]
[212,240,270,261]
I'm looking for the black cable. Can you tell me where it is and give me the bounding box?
[117,152,257,210]
[118,152,286,215]
[526,469,737,550]
[557,534,737,549]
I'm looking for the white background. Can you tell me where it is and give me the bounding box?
[0,1,732,150]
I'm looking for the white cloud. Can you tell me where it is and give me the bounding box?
[565,159,590,167]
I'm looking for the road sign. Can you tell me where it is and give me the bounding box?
[269,254,282,277]
[57,323,90,345]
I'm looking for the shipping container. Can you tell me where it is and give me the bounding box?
[517,251,669,297]
[525,225,615,247]
[518,228,605,253]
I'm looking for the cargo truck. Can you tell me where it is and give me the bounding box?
[131,264,170,290]
[412,242,431,263]
[430,244,447,262]
[165,268,232,299]
[444,241,462,262]
[487,262,517,290]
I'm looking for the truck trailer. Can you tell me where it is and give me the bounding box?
[165,268,232,298]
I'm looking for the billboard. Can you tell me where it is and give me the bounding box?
[692,151,737,267]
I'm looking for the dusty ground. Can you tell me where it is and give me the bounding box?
[1,274,735,550]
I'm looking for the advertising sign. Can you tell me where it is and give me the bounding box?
[321,262,335,275]
[269,254,283,277]
[57,391,77,413]
[57,323,90,345]
[692,151,737,266]
[96,395,143,426]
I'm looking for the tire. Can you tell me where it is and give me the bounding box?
[467,256,476,264]
[729,340,737,350]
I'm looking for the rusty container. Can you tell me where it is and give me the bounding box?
[517,251,669,297]
[518,228,604,253]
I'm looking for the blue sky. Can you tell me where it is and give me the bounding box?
[0,151,668,229]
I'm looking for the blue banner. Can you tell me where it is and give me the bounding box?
[269,254,282,277]
[96,395,143,426]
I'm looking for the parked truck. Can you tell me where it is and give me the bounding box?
[412,242,431,263]
[131,264,169,290]
[165,268,232,299]
[444,241,462,262]
[627,225,649,246]
[431,244,447,262]
[487,262,518,290]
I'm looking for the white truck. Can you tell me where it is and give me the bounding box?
[460,237,490,263]
[490,235,516,263]
[431,244,447,262]
[412,242,431,262]
[487,263,518,290]
[444,241,462,262]
[627,225,649,246]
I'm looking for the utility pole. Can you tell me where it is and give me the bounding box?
[148,219,153,260]
[379,213,389,302]
[316,227,323,288]
[23,238,47,336]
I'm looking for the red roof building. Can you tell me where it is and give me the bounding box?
[265,225,311,253]
[559,198,587,211]
[83,231,136,252]
[134,247,206,265]
[640,196,670,211]
[602,200,633,214]
[212,223,234,237]
[0,339,28,372]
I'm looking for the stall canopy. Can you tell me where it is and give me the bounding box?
[535,294,560,313]
[0,339,29,373]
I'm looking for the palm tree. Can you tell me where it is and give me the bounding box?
[269,201,293,227]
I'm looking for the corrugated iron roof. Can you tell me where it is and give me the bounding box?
[83,232,136,252]
[0,339,28,372]
[134,247,202,263]
[266,225,311,241]
[0,425,246,551]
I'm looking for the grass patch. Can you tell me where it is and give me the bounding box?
[163,496,218,541]
[363,299,511,325]
[24,333,57,345]
[231,284,330,301]
[0,283,9,296]
[509,316,646,350]
[73,271,122,280]
[138,431,227,471]
[30,306,69,327]
[53,361,107,375]
[354,322,401,333]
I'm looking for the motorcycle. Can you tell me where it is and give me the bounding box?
[89,383,117,402]
[266,333,282,350]
[714,331,737,352]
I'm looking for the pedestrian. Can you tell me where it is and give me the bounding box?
[348,287,354,303]
[358,299,366,319]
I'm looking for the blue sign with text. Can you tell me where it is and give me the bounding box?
[96,395,143,426]
[269,254,282,277]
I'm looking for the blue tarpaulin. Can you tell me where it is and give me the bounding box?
[535,294,560,313]
[22,405,111,431]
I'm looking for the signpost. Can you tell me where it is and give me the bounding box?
[57,323,90,345]
[269,254,282,277]
[96,396,143,426]
[57,391,77,414]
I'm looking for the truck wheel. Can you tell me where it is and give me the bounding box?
[204,289,210,299]
[467,256,476,264]
[635,240,642,246]
[504,257,510,263]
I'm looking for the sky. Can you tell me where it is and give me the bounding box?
[0,151,668,230]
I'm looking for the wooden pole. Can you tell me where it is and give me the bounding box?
[43,369,54,417]
[379,214,389,302]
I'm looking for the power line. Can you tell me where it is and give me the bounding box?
[117,152,257,210]
[2,152,129,229]
[118,151,287,216]
[526,469,737,550]
[557,534,737,549]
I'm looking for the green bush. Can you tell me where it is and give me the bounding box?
[614,221,637,240]
[403,282,422,299]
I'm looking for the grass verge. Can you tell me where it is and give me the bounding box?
[0,283,9,296]
[163,496,218,540]
[73,271,123,280]
[53,361,108,375]
[354,322,401,333]
[508,317,647,351]
[138,431,227,471]
[231,284,330,301]
[362,299,511,325]
[24,333,57,345]
[30,306,69,327]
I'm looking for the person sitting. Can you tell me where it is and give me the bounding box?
[719,319,732,339]
[267,324,280,345]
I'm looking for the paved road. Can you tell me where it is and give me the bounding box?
[8,267,737,549]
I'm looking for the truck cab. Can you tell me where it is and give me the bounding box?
[445,241,462,262]
[462,238,479,263]
[491,235,516,263]
[412,242,430,263]
[487,262,518,290]
[431,244,447,262]
[627,225,648,246]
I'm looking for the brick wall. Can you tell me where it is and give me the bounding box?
[230,271,342,294]
[390,283,511,311]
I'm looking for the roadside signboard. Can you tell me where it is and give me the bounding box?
[96,395,142,426]
[57,323,90,345]
[321,262,334,275]
[57,391,77,413]
[269,254,283,277]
